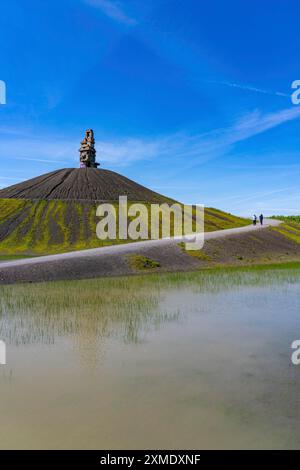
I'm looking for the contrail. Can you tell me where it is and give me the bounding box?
[205,80,288,97]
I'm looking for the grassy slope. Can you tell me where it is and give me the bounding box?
[177,213,300,269]
[272,215,300,224]
[0,198,250,257]
[271,216,300,244]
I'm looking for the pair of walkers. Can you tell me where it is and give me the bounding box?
[253,214,263,226]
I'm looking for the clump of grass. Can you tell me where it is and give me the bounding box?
[178,242,212,261]
[128,254,160,270]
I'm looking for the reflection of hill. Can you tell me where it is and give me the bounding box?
[1,267,300,352]
[0,277,180,367]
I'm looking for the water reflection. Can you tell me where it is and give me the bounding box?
[0,277,180,349]
[1,269,300,349]
[0,268,300,449]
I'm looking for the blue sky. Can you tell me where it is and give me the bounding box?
[0,0,300,215]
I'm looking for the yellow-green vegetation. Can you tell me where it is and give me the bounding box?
[1,263,300,345]
[272,219,300,244]
[204,207,250,231]
[0,255,35,261]
[0,198,250,257]
[272,215,300,224]
[178,242,212,262]
[0,198,26,222]
[128,255,160,270]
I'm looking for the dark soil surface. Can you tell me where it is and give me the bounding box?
[202,227,300,265]
[1,227,300,284]
[0,168,171,202]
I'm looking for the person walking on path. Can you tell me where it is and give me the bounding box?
[259,214,264,225]
[253,214,257,226]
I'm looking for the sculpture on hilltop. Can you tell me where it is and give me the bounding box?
[79,129,99,168]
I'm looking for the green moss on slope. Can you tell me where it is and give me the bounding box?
[128,255,161,270]
[272,221,300,245]
[0,198,250,256]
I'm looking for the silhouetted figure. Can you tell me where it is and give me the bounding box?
[259,214,263,225]
[253,214,257,226]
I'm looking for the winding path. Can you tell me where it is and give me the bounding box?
[0,219,281,284]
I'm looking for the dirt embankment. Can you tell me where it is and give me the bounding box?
[194,227,300,266]
[0,226,300,284]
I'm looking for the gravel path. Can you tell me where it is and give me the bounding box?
[0,219,281,284]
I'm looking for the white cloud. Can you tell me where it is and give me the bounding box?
[1,106,300,173]
[228,187,297,206]
[95,106,300,169]
[84,0,137,25]
[232,107,300,141]
[158,106,300,168]
[0,136,76,166]
[99,138,161,165]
